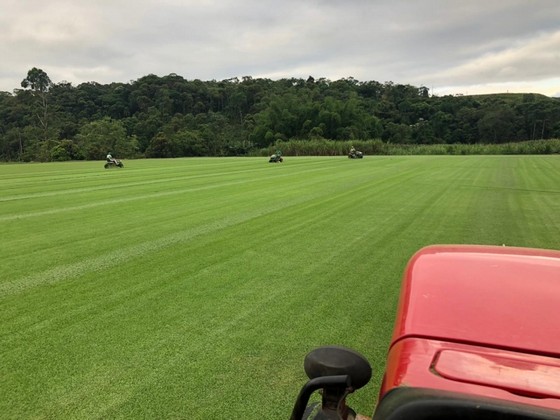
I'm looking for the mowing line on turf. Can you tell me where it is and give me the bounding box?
[1,156,559,419]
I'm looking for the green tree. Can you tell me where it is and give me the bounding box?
[3,73,560,160]
[477,106,516,143]
[20,68,53,142]
[382,122,412,143]
[50,139,83,161]
[173,130,207,156]
[145,132,174,158]
[75,117,137,159]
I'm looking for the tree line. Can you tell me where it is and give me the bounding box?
[1,68,559,161]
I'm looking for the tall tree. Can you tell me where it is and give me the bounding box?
[75,117,137,160]
[20,67,53,142]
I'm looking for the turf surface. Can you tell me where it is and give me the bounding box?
[1,156,559,418]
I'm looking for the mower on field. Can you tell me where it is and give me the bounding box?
[269,153,283,163]
[104,158,124,169]
[348,149,363,159]
[291,245,560,419]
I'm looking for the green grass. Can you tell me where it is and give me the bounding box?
[1,156,560,419]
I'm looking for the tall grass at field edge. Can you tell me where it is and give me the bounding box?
[259,138,560,156]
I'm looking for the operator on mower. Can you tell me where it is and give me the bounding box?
[106,153,117,164]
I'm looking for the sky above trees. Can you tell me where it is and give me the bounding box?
[2,0,559,97]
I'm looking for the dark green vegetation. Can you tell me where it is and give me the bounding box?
[268,138,560,157]
[1,156,559,418]
[1,69,560,161]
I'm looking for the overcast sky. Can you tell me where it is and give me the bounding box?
[2,0,559,96]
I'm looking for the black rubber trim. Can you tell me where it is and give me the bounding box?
[372,387,560,420]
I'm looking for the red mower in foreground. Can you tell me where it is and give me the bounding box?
[291,245,560,419]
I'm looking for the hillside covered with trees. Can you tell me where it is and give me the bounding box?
[1,68,559,161]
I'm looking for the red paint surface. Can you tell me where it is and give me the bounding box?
[379,245,560,411]
[380,338,560,410]
[434,349,560,399]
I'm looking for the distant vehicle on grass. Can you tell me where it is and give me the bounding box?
[348,148,363,159]
[291,245,560,420]
[104,159,124,169]
[105,153,124,169]
[269,151,283,163]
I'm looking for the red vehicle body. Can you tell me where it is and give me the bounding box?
[373,245,560,419]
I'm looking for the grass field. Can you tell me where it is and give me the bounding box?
[1,156,560,419]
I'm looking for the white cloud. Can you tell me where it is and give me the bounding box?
[435,78,560,98]
[425,30,560,86]
[1,0,560,96]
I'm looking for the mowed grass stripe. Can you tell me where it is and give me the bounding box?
[0,157,337,202]
[460,156,560,247]
[0,158,397,281]
[0,178,358,297]
[2,158,402,416]
[0,159,280,203]
[1,156,559,419]
[1,158,447,418]
[0,157,368,212]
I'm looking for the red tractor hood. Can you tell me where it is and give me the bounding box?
[391,245,560,357]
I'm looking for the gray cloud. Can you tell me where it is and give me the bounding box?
[2,0,559,96]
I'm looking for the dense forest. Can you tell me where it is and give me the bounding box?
[1,67,559,161]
